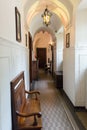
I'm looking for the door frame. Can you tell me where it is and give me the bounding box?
[28,32,32,90]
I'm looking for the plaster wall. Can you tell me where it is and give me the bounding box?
[74,8,87,107]
[63,8,87,107]
[63,48,75,105]
[76,9,87,48]
[0,38,29,130]
[0,1,29,130]
[63,9,76,106]
[0,0,25,44]
[56,32,63,71]
[75,49,87,106]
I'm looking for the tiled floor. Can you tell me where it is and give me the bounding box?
[34,70,80,130]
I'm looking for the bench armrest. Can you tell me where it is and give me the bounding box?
[16,111,41,126]
[25,90,40,100]
[16,110,41,117]
[25,90,40,95]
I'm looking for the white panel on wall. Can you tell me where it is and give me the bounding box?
[79,55,87,105]
[10,46,29,90]
[11,47,24,77]
[0,38,29,130]
[56,50,63,71]
[75,54,87,106]
[56,31,63,71]
[0,58,11,130]
[63,48,75,105]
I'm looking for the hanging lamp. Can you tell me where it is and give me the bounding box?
[42,6,52,26]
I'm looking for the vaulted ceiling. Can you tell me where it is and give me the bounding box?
[23,0,87,37]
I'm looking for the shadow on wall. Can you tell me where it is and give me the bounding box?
[59,61,63,71]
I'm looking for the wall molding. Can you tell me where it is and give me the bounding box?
[0,37,29,130]
[75,50,87,107]
[0,36,28,50]
[64,46,87,50]
[75,47,87,51]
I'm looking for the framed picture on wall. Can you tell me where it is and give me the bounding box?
[66,33,70,48]
[15,7,21,42]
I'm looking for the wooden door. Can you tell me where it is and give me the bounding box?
[28,32,32,90]
[37,48,46,68]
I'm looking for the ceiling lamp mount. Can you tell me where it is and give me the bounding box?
[42,6,52,27]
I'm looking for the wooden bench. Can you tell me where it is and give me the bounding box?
[10,71,42,130]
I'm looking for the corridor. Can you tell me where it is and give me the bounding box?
[34,70,80,130]
[1,1,87,130]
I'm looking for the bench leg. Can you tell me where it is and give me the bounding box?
[33,115,38,126]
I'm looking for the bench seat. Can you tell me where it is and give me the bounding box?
[10,71,42,130]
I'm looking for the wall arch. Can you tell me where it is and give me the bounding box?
[25,0,71,28]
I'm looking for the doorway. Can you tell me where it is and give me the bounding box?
[37,48,46,68]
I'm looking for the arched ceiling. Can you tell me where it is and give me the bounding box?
[30,12,62,38]
[26,0,71,27]
[69,0,80,6]
[23,0,81,36]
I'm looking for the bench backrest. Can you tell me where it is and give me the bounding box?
[10,71,26,130]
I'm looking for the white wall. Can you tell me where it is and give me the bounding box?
[0,0,25,44]
[76,9,87,48]
[63,8,87,107]
[0,38,29,130]
[63,48,75,105]
[74,8,87,106]
[75,49,87,106]
[0,1,29,130]
[56,32,63,71]
[63,8,76,105]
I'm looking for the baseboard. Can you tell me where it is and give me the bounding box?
[59,89,86,130]
[74,106,87,112]
[60,89,87,111]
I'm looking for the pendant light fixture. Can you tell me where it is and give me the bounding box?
[42,6,52,26]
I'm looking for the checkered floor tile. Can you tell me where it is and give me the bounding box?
[34,70,74,130]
